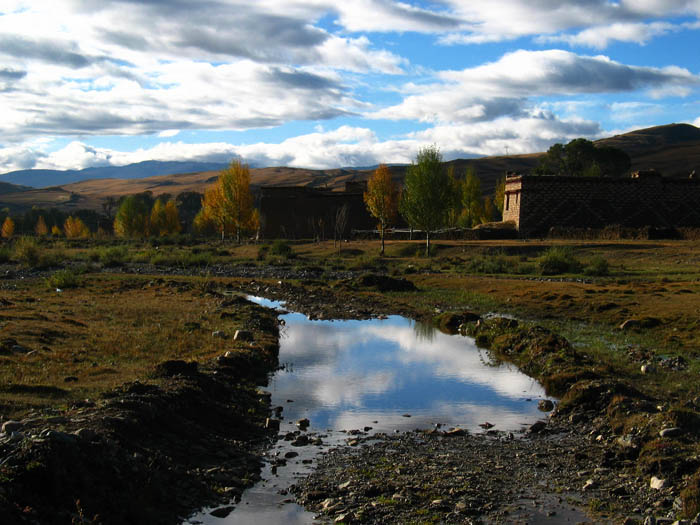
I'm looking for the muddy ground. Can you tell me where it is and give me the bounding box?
[1,250,700,524]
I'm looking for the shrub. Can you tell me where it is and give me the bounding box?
[13,236,41,267]
[99,246,129,266]
[45,269,82,289]
[585,255,610,276]
[0,245,10,263]
[179,252,212,267]
[538,246,582,275]
[268,240,295,259]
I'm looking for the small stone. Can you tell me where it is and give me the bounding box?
[659,427,682,438]
[338,481,352,490]
[620,319,641,331]
[444,428,466,437]
[265,418,280,431]
[297,418,310,430]
[641,363,656,374]
[74,428,98,441]
[1,420,21,434]
[212,330,226,338]
[538,399,555,412]
[528,420,547,434]
[650,476,666,490]
[234,330,253,341]
[210,506,235,518]
[284,451,298,459]
[583,479,596,491]
[291,435,310,447]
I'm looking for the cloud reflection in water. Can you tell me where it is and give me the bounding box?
[269,313,549,432]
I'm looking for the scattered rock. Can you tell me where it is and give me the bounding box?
[265,418,281,431]
[234,330,253,341]
[650,476,666,490]
[152,360,198,378]
[297,418,310,430]
[659,427,682,438]
[538,399,555,412]
[292,435,310,447]
[284,451,299,459]
[211,330,226,338]
[210,506,235,518]
[528,421,547,434]
[620,319,641,331]
[1,420,21,434]
[444,428,466,437]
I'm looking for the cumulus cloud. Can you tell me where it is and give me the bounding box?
[0,116,605,173]
[371,50,700,124]
[537,22,679,49]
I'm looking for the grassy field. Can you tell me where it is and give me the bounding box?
[2,235,700,517]
[2,236,699,416]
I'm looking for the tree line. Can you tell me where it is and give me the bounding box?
[0,160,259,241]
[364,146,505,256]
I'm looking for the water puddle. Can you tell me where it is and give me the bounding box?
[187,297,554,524]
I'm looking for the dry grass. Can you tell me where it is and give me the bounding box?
[0,274,259,418]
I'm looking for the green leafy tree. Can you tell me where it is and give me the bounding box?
[493,176,506,217]
[399,146,453,256]
[114,195,150,237]
[364,164,400,255]
[459,166,484,228]
[535,138,630,177]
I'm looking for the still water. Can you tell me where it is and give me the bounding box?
[188,297,552,524]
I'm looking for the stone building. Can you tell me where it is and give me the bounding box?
[503,171,700,235]
[258,182,376,239]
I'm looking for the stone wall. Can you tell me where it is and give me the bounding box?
[504,174,700,235]
[259,183,376,239]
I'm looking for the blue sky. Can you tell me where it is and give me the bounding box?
[0,0,699,173]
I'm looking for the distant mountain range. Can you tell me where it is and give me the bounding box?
[1,123,699,213]
[0,161,229,188]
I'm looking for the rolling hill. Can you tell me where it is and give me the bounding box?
[1,123,698,213]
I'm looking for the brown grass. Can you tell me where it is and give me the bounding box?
[0,274,257,418]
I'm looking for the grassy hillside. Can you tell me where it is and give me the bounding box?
[2,123,699,213]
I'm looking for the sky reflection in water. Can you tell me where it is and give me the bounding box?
[189,298,552,524]
[264,301,549,433]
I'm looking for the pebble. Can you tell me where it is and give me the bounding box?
[1,420,21,434]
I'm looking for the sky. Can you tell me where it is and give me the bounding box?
[1,0,700,174]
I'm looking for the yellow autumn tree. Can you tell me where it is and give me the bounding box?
[196,159,257,241]
[63,216,90,238]
[51,225,62,237]
[150,199,181,236]
[363,164,400,255]
[1,217,15,239]
[35,216,48,236]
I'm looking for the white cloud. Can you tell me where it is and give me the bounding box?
[370,50,700,124]
[537,22,678,49]
[0,116,605,173]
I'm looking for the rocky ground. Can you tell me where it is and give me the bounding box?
[0,298,282,524]
[2,262,700,524]
[292,418,693,524]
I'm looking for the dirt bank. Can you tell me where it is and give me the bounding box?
[0,297,281,525]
